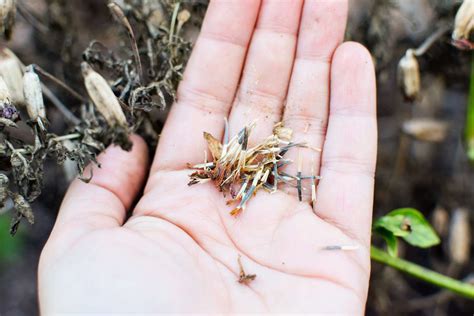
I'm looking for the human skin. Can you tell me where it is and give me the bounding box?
[38,0,377,314]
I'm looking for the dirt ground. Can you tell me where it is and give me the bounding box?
[0,1,474,315]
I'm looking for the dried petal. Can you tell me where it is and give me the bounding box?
[23,65,46,121]
[203,132,222,160]
[397,49,420,101]
[81,62,127,127]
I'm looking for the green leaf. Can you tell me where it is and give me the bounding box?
[375,227,399,257]
[374,208,440,248]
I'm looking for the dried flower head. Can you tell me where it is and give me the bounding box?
[452,0,474,50]
[81,62,128,127]
[189,121,316,216]
[23,65,46,122]
[397,49,420,101]
[0,0,15,40]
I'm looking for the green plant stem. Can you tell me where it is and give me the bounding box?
[465,51,474,161]
[371,246,474,299]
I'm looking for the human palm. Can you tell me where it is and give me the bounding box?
[39,0,376,314]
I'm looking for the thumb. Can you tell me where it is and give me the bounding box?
[52,134,149,234]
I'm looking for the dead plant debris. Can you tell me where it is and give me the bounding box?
[0,0,205,234]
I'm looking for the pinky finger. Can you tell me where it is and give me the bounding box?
[315,42,377,246]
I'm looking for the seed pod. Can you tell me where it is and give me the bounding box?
[0,0,15,40]
[402,118,449,142]
[0,48,24,104]
[81,62,127,127]
[23,65,46,121]
[448,208,471,265]
[452,0,474,48]
[398,49,421,101]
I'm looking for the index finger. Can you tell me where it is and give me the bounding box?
[152,0,261,172]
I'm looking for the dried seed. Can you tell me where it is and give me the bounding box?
[23,65,46,122]
[81,62,128,127]
[322,244,360,251]
[0,0,15,40]
[398,49,420,101]
[190,122,308,216]
[296,150,303,201]
[237,255,256,284]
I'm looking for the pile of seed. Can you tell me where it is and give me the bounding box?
[188,121,320,215]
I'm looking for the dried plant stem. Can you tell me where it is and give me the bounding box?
[413,24,451,57]
[51,133,81,142]
[33,64,88,103]
[466,52,474,162]
[41,84,80,125]
[108,2,143,84]
[371,246,474,299]
[169,1,181,44]
[16,0,49,34]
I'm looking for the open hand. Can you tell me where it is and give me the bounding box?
[39,0,376,313]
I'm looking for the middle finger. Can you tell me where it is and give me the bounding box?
[227,0,303,145]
